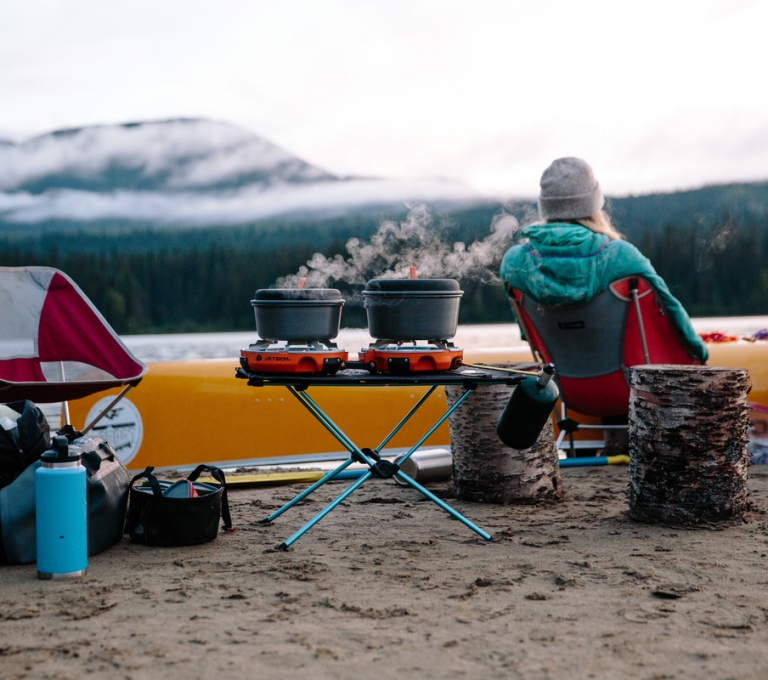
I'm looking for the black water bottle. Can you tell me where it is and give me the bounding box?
[496,364,559,450]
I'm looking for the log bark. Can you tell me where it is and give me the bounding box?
[628,365,750,524]
[445,363,563,504]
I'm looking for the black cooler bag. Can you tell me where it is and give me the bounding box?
[0,435,130,564]
[126,465,232,546]
[0,400,51,490]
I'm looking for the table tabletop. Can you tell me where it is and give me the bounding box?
[235,364,526,388]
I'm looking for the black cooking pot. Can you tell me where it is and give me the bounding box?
[251,289,345,342]
[362,279,463,341]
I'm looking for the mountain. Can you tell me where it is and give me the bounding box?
[0,118,480,229]
[0,118,336,194]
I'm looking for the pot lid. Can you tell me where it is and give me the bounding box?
[253,288,343,301]
[364,279,461,293]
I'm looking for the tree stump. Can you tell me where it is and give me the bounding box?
[445,364,563,504]
[628,365,750,524]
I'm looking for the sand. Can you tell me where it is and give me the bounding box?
[1,465,768,680]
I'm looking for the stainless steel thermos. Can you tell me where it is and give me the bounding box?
[394,448,453,485]
[35,436,87,579]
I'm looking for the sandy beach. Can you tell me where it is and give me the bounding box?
[1,465,767,680]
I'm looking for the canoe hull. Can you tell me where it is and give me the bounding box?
[67,343,768,470]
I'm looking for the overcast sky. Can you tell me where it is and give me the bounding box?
[1,0,767,196]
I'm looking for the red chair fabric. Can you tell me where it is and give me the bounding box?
[510,277,701,417]
[0,267,146,403]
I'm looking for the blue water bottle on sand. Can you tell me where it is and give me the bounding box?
[35,436,87,579]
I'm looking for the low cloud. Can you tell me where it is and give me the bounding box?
[0,119,331,192]
[0,179,481,226]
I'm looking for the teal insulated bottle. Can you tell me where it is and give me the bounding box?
[35,436,88,579]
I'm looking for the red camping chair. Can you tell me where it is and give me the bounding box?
[507,276,701,454]
[0,266,146,434]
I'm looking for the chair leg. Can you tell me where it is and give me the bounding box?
[561,401,576,458]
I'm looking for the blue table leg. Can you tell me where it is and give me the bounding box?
[264,386,442,529]
[259,387,379,524]
[267,382,491,548]
[260,457,355,524]
[278,471,374,550]
[288,387,364,457]
[393,470,492,541]
[395,388,474,466]
[376,385,437,450]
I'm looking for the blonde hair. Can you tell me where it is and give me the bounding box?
[545,210,622,240]
[576,211,622,240]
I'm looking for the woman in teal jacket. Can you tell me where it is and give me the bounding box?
[500,157,708,363]
[501,158,706,455]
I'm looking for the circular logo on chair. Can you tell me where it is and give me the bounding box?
[85,397,143,466]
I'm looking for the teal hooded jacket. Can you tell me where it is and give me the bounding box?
[500,223,708,362]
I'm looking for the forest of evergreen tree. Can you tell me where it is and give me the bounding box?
[1,181,767,334]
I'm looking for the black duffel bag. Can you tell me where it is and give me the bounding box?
[0,400,50,490]
[126,465,232,547]
[0,435,130,564]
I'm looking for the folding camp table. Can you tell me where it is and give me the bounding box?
[235,364,524,549]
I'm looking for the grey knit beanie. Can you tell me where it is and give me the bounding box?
[538,157,604,221]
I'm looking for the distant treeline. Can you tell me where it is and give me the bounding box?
[0,205,513,333]
[1,182,767,334]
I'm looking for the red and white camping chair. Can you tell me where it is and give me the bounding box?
[507,276,702,455]
[0,266,146,436]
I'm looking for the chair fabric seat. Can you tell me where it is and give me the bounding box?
[511,276,700,418]
[0,267,146,403]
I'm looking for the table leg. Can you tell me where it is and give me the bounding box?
[259,387,378,524]
[277,470,374,550]
[260,457,355,524]
[266,383,491,548]
[288,386,366,457]
[263,386,444,529]
[375,385,437,450]
[393,471,492,541]
[391,388,492,540]
[395,388,475,466]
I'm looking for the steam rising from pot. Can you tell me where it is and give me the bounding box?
[277,203,520,291]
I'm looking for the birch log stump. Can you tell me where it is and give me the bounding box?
[628,365,750,524]
[445,364,563,504]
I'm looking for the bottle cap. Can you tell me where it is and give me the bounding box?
[40,436,82,464]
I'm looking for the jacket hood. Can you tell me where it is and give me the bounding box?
[520,223,608,252]
[515,224,610,305]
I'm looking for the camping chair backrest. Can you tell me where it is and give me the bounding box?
[509,276,700,417]
[0,267,146,403]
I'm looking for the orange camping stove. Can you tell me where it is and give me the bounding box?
[358,343,464,374]
[240,342,348,374]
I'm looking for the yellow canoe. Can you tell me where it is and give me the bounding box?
[67,342,768,471]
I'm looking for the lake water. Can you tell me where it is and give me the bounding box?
[121,316,768,363]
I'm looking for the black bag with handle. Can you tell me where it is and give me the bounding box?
[0,400,51,490]
[126,465,232,546]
